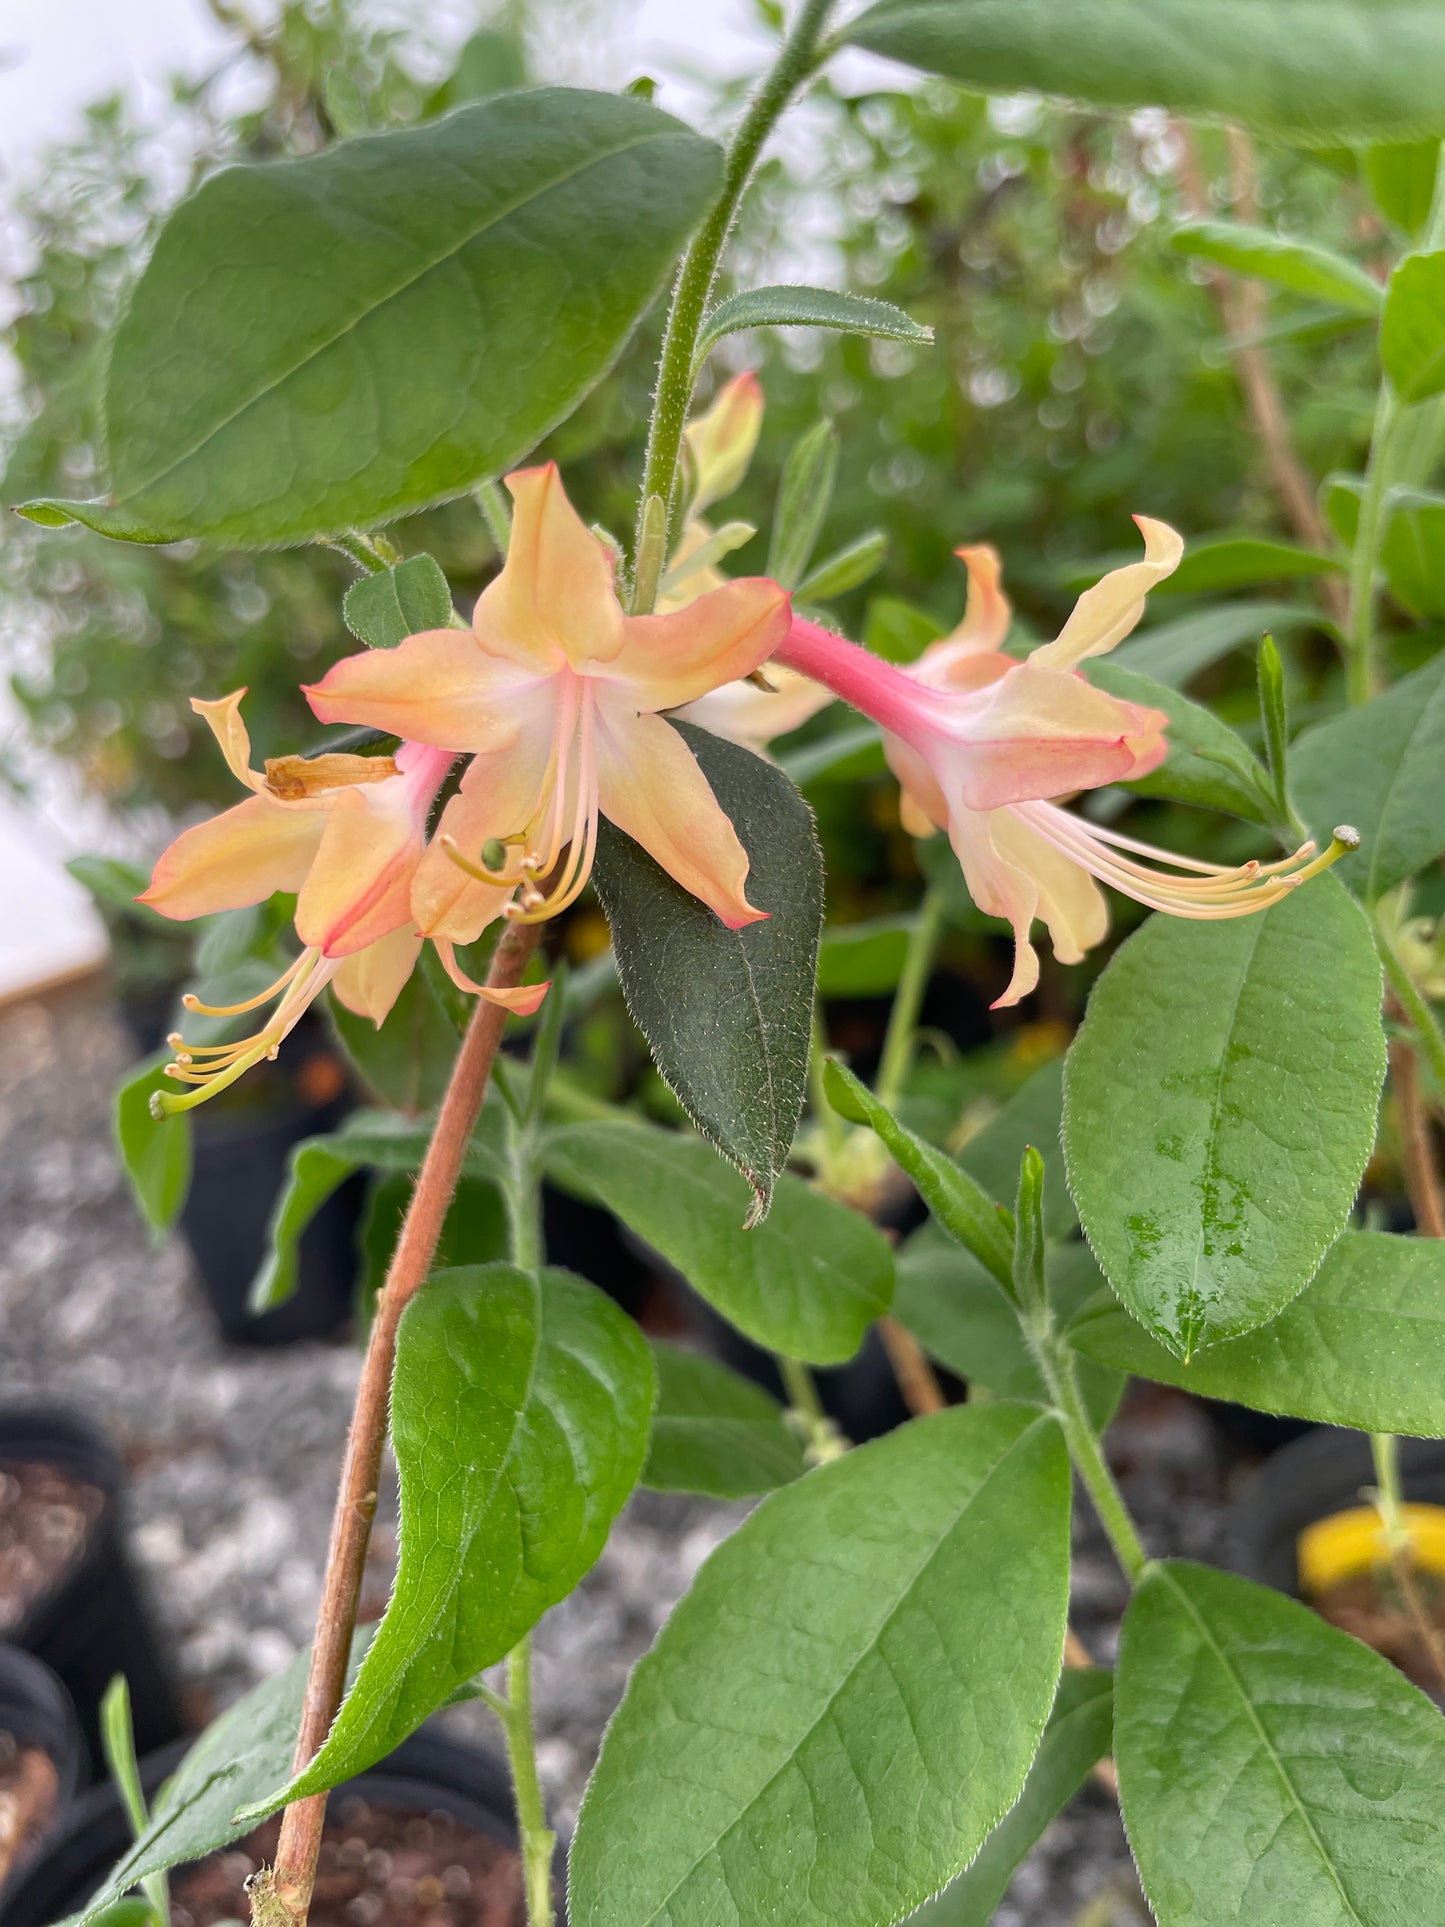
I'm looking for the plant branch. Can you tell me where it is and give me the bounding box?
[877,1316,947,1415]
[1028,1321,1147,1585]
[1390,1035,1445,1237]
[260,922,543,1927]
[1378,922,1445,1104]
[500,1634,556,1927]
[629,0,837,613]
[876,885,946,1113]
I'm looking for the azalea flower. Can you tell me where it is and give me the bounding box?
[774,520,1342,1006]
[304,463,792,986]
[140,691,543,1114]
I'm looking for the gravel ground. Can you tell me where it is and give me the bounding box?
[0,980,1240,1924]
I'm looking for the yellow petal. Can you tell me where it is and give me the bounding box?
[944,544,1011,654]
[192,689,265,792]
[1029,516,1183,671]
[331,924,424,1025]
[604,577,791,711]
[294,786,420,958]
[684,371,763,513]
[140,795,324,921]
[989,811,1109,965]
[411,722,554,941]
[676,665,833,748]
[432,939,551,1015]
[944,807,1044,1008]
[305,629,534,750]
[480,464,623,673]
[594,707,763,928]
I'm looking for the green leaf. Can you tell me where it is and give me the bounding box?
[816,915,913,996]
[1063,877,1385,1356]
[796,530,888,601]
[1088,660,1281,831]
[341,554,454,648]
[250,1106,505,1311]
[864,594,947,665]
[541,1119,893,1364]
[903,1669,1113,1926]
[895,1235,1124,1429]
[27,92,720,547]
[67,854,161,918]
[114,1054,192,1237]
[1069,1230,1445,1438]
[1383,248,1445,401]
[842,0,1445,146]
[825,1060,1016,1290]
[957,1059,1075,1239]
[62,1642,365,1924]
[694,285,931,371]
[778,721,886,787]
[1364,139,1441,236]
[1117,1560,1445,1926]
[1291,654,1445,899]
[1380,488,1445,616]
[642,1342,806,1498]
[328,963,462,1111]
[356,1172,510,1321]
[1169,223,1383,316]
[768,420,839,590]
[591,721,824,1220]
[570,1404,1072,1927]
[1160,533,1349,596]
[1110,601,1325,686]
[280,1264,653,1800]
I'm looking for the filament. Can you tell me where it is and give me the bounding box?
[152,948,335,1118]
[1017,801,1354,920]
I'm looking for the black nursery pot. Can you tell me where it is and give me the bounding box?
[181,1082,364,1346]
[2,1727,547,1927]
[0,1646,84,1902]
[0,1406,184,1775]
[1228,1428,1445,1596]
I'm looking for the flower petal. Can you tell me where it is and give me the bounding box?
[604,577,791,711]
[433,939,551,1016]
[684,371,763,513]
[305,629,536,750]
[192,690,265,792]
[140,795,324,921]
[411,718,555,942]
[480,463,622,673]
[675,664,833,748]
[331,924,424,1025]
[294,786,421,958]
[937,662,1170,812]
[594,707,763,928]
[944,806,1043,1008]
[988,811,1109,965]
[1029,516,1183,671]
[942,544,1012,655]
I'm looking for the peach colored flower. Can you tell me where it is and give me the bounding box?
[305,463,792,995]
[141,692,543,1114]
[775,520,1332,1006]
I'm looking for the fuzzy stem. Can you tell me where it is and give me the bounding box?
[629,0,837,613]
[261,922,542,1927]
[1027,1319,1147,1585]
[502,1635,556,1927]
[1344,387,1401,705]
[1378,923,1445,1104]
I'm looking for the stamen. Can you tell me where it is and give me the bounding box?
[181,951,308,1016]
[151,949,336,1118]
[1019,802,1352,922]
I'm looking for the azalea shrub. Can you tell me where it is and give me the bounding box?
[21,2,1445,1926]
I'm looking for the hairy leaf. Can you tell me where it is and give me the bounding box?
[643,1342,806,1498]
[694,285,931,370]
[342,554,454,648]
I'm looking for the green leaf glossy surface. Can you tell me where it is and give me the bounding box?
[1169,224,1382,315]
[1117,1561,1445,1926]
[114,1053,192,1237]
[591,722,823,1220]
[1069,1230,1445,1437]
[1089,661,1279,830]
[1291,654,1445,899]
[283,1264,653,1798]
[570,1404,1071,1927]
[541,1119,893,1363]
[1063,878,1385,1355]
[643,1342,806,1498]
[1382,248,1445,400]
[844,0,1445,146]
[35,92,719,546]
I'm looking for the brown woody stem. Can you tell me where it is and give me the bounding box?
[258,921,543,1926]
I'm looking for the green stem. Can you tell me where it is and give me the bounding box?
[876,886,946,1112]
[326,530,393,575]
[1028,1321,1147,1584]
[501,1635,556,1927]
[475,478,513,557]
[1344,386,1400,706]
[778,1352,826,1422]
[1378,921,1445,1100]
[1371,1432,1407,1552]
[629,0,838,613]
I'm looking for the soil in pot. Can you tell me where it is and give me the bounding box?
[1299,1502,1445,1697]
[172,1795,527,1927]
[0,1460,106,1638]
[0,1645,83,1899]
[0,1737,60,1891]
